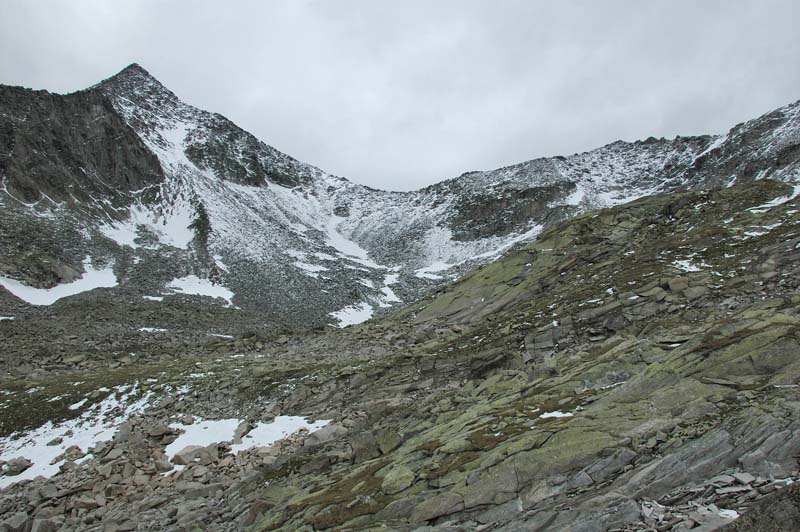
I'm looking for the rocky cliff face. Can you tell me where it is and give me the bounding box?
[1,179,799,531]
[1,64,799,332]
[0,83,164,209]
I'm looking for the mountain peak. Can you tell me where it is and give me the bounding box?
[118,62,151,77]
[93,62,175,102]
[97,63,156,85]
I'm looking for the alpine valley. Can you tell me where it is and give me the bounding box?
[0,65,799,531]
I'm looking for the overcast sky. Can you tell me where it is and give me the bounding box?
[2,1,799,191]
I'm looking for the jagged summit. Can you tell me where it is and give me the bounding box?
[92,62,180,107]
[96,62,158,86]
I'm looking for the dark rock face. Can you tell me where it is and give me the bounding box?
[183,114,311,188]
[448,181,577,240]
[0,84,163,211]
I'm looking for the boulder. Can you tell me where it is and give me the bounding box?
[667,278,689,292]
[233,420,252,442]
[1,512,29,532]
[684,286,708,300]
[172,445,203,466]
[381,465,415,495]
[30,518,61,532]
[411,492,465,522]
[303,424,347,447]
[3,457,32,476]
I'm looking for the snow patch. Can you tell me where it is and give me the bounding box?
[747,185,800,213]
[164,416,329,460]
[539,411,574,419]
[330,302,374,327]
[564,185,585,206]
[212,255,230,273]
[414,261,452,280]
[378,273,402,307]
[166,275,234,307]
[0,384,152,488]
[0,257,117,306]
[294,261,329,274]
[99,202,195,250]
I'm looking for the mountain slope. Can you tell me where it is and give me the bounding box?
[1,179,799,530]
[1,64,799,334]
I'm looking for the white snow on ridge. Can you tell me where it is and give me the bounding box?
[330,302,374,327]
[0,257,117,306]
[693,133,728,162]
[166,275,234,307]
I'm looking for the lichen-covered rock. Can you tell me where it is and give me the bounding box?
[381,465,415,495]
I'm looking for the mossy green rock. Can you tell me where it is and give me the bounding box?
[381,465,415,495]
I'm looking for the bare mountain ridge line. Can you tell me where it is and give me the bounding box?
[4,61,796,195]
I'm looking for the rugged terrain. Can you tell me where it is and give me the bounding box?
[2,64,800,530]
[2,64,800,338]
[1,179,800,530]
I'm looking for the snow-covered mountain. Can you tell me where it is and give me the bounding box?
[1,64,799,328]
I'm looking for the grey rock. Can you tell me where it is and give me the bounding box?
[382,465,415,495]
[0,512,29,532]
[30,518,61,532]
[3,457,32,476]
[304,423,347,447]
